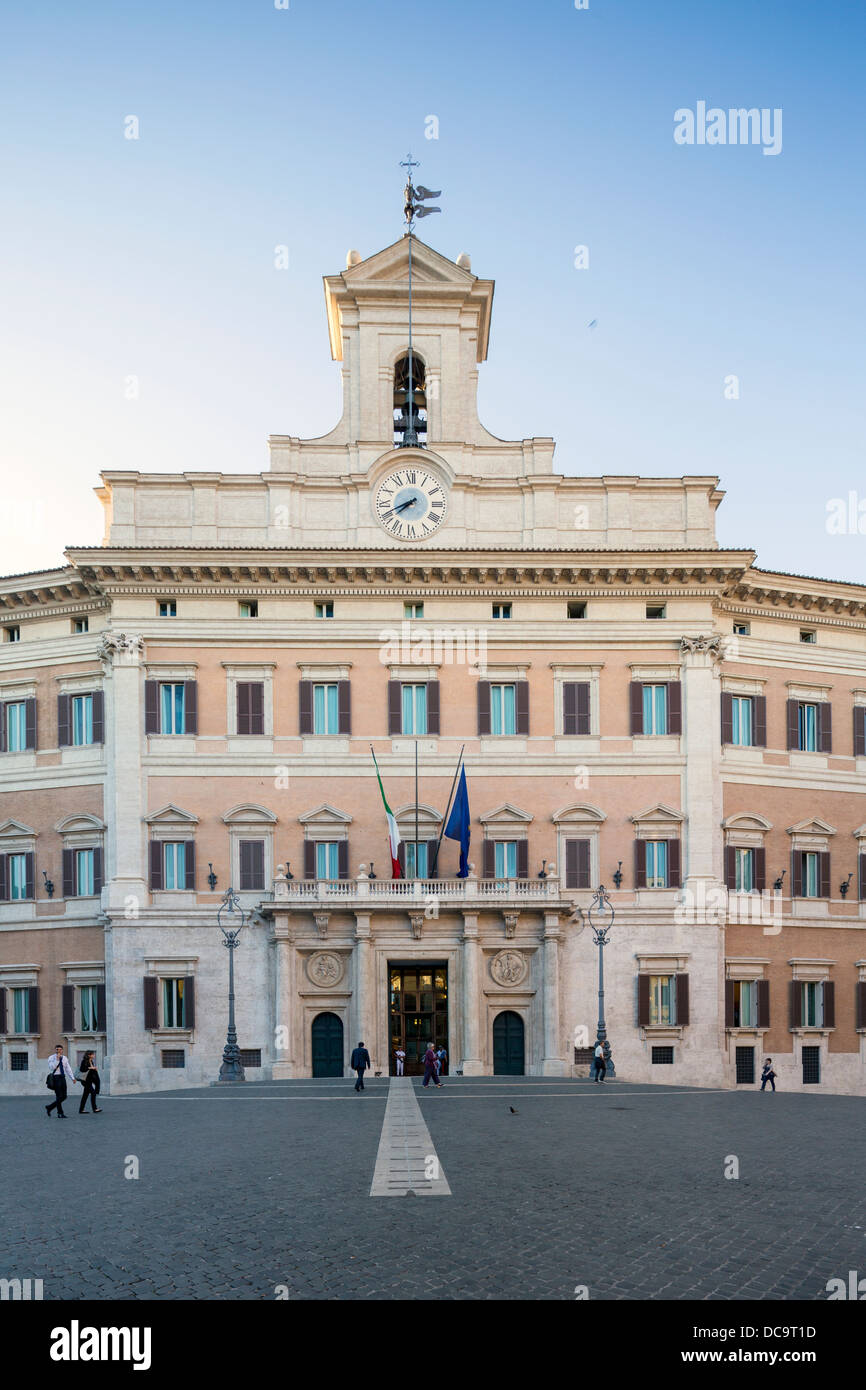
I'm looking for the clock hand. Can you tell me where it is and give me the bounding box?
[394,497,418,513]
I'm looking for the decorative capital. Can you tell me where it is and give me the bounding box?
[679,634,723,660]
[313,911,330,938]
[97,631,144,668]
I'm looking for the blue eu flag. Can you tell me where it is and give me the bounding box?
[444,766,471,878]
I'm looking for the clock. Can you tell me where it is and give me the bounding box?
[373,466,448,541]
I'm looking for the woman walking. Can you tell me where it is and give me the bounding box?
[77,1051,102,1114]
[45,1044,78,1119]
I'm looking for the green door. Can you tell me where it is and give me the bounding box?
[493,1011,524,1075]
[311,1012,344,1077]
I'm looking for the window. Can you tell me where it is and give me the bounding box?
[9,1052,28,1070]
[163,842,187,891]
[74,849,96,897]
[567,601,586,619]
[731,980,756,1027]
[798,703,818,752]
[645,840,668,888]
[800,981,824,1027]
[795,851,821,899]
[490,684,516,736]
[401,684,427,736]
[5,701,28,752]
[404,603,424,619]
[646,605,666,620]
[800,629,816,644]
[734,847,754,893]
[159,683,187,735]
[651,1046,674,1065]
[11,988,31,1033]
[731,696,753,747]
[71,694,94,746]
[316,842,340,879]
[235,681,265,736]
[239,1049,262,1068]
[733,621,750,637]
[404,841,428,877]
[787,698,829,753]
[8,853,30,901]
[642,685,668,736]
[80,985,101,1033]
[802,1045,820,1084]
[239,601,258,618]
[649,976,675,1025]
[4,626,20,643]
[72,617,89,634]
[162,978,189,1029]
[735,1046,755,1083]
[161,1049,185,1068]
[492,603,512,619]
[315,602,334,619]
[313,683,339,735]
[158,600,177,617]
[239,839,265,891]
[494,841,518,879]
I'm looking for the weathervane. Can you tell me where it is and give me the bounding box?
[397,154,442,447]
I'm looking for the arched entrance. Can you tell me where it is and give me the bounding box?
[311,1012,344,1077]
[493,1011,525,1075]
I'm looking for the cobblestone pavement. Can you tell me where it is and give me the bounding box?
[2,1077,864,1300]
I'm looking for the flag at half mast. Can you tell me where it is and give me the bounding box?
[372,747,402,879]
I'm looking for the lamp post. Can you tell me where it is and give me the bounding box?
[217,887,247,1084]
[588,884,615,1078]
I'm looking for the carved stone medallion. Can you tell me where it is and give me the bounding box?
[307,951,344,987]
[490,949,528,988]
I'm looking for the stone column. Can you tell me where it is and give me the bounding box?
[97,633,147,913]
[353,912,373,1067]
[680,636,724,892]
[541,914,565,1076]
[272,920,293,1080]
[461,912,483,1075]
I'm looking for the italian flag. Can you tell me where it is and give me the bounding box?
[373,753,402,878]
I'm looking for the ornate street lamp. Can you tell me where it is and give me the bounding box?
[217,887,247,1084]
[588,884,616,1079]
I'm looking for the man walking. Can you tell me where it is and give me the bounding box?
[45,1044,78,1118]
[351,1040,371,1092]
[760,1058,777,1091]
[594,1040,606,1084]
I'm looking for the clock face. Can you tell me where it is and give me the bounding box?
[373,466,448,541]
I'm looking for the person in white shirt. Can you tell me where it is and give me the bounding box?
[395,1048,406,1076]
[45,1044,79,1119]
[594,1040,606,1084]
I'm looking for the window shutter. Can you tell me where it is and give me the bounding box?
[822,981,835,1028]
[144,680,159,734]
[303,842,316,879]
[427,681,440,736]
[675,974,690,1026]
[299,680,313,735]
[25,851,34,900]
[149,840,164,891]
[0,705,5,753]
[637,974,650,1027]
[786,699,799,750]
[58,694,71,747]
[249,682,265,735]
[387,681,402,736]
[338,681,351,735]
[426,838,439,879]
[183,680,197,734]
[25,697,37,750]
[791,850,802,898]
[634,839,646,889]
[516,840,529,879]
[96,983,106,1032]
[576,838,590,888]
[236,682,251,735]
[667,681,682,736]
[239,840,252,891]
[92,848,103,896]
[0,855,6,902]
[667,839,681,889]
[565,839,578,889]
[724,980,735,1027]
[629,682,644,735]
[92,690,105,744]
[62,848,74,899]
[754,847,766,893]
[563,681,577,735]
[789,980,802,1028]
[396,842,406,876]
[756,979,770,1029]
[28,985,39,1033]
[753,695,767,747]
[482,841,495,878]
[515,682,529,736]
[477,681,491,735]
[62,984,75,1032]
[720,692,733,745]
[860,853,866,901]
[338,841,349,880]
[143,977,159,1030]
[856,981,866,1030]
[818,702,832,753]
[576,681,591,735]
[854,708,866,758]
[819,851,830,899]
[0,988,6,1034]
[724,845,736,890]
[184,977,196,1030]
[184,841,196,891]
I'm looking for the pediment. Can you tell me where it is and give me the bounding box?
[479,803,533,825]
[722,813,773,833]
[298,804,353,826]
[787,818,837,837]
[144,804,200,826]
[552,803,607,825]
[55,814,105,835]
[0,818,37,839]
[342,237,475,288]
[630,803,685,825]
[222,803,278,826]
[394,803,441,828]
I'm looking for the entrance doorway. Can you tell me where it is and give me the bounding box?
[389,962,448,1075]
[493,1011,525,1075]
[311,1011,344,1077]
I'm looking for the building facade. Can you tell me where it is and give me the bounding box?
[1,236,865,1094]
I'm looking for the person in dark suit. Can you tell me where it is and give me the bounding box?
[760,1058,777,1091]
[45,1044,78,1118]
[351,1041,371,1091]
[77,1051,103,1114]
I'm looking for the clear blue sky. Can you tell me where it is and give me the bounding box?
[1,0,864,579]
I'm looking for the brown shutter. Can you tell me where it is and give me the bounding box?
[95,984,106,1032]
[516,840,528,879]
[576,681,590,735]
[637,974,651,1026]
[426,839,438,879]
[249,682,264,735]
[62,985,75,1032]
[25,697,37,750]
[576,838,590,888]
[754,847,766,892]
[299,681,313,735]
[338,681,351,734]
[92,848,103,895]
[303,842,316,879]
[819,851,830,899]
[724,845,736,889]
[482,841,495,878]
[565,839,578,889]
[143,976,159,1029]
[855,980,866,1029]
[236,682,251,735]
[387,681,402,735]
[183,680,197,734]
[477,681,491,735]
[144,680,159,734]
[789,980,802,1028]
[667,839,681,888]
[724,979,735,1027]
[854,707,866,758]
[629,682,644,735]
[753,695,767,747]
[91,689,104,744]
[149,840,163,891]
[427,681,440,736]
[62,848,75,898]
[515,682,529,736]
[675,973,690,1025]
[184,841,196,891]
[28,985,39,1033]
[756,979,770,1028]
[396,842,406,876]
[634,839,646,888]
[0,988,6,1034]
[791,850,802,898]
[860,853,866,901]
[667,681,682,736]
[786,699,799,750]
[563,682,577,735]
[822,981,835,1028]
[183,977,195,1029]
[23,851,34,899]
[720,692,733,745]
[338,841,349,880]
[239,840,252,890]
[58,694,71,747]
[0,855,6,902]
[818,702,832,753]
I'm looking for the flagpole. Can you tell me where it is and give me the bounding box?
[430,744,465,876]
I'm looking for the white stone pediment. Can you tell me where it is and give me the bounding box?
[479,803,533,825]
[394,804,441,828]
[787,818,837,837]
[552,803,606,825]
[0,818,37,839]
[630,803,685,825]
[144,804,199,826]
[222,803,278,826]
[298,804,353,826]
[342,236,475,288]
[722,813,773,833]
[853,824,866,842]
[54,814,105,835]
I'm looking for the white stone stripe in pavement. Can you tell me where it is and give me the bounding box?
[369,1077,451,1197]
